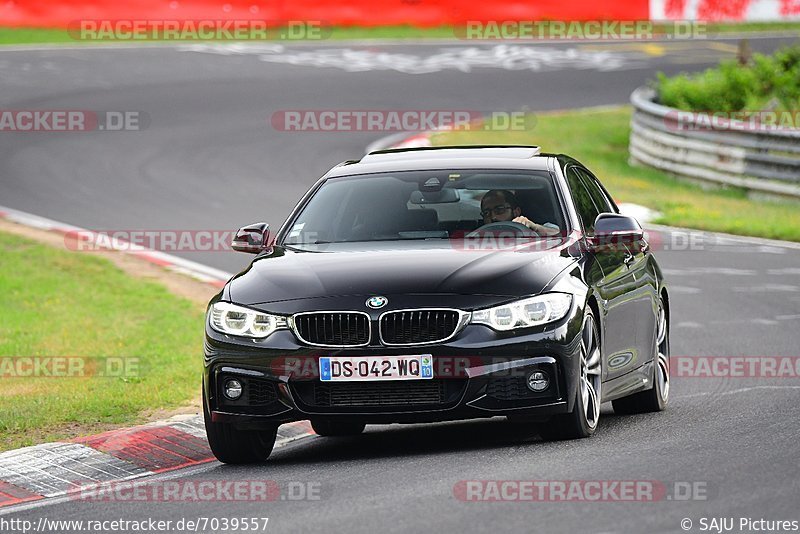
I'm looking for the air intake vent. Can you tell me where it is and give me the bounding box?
[314,380,447,407]
[248,378,278,406]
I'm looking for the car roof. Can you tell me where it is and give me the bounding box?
[325,146,557,177]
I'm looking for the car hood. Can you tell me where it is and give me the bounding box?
[227,240,578,309]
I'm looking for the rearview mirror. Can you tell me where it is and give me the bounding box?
[588,213,644,247]
[231,222,270,254]
[409,189,460,204]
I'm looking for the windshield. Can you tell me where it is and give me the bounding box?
[282,169,565,245]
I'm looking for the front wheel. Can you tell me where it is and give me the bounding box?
[612,296,669,414]
[539,309,602,440]
[203,388,277,464]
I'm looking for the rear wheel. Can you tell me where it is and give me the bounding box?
[203,388,277,464]
[612,296,669,414]
[539,310,601,440]
[311,419,366,437]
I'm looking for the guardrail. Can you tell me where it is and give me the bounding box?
[629,86,800,199]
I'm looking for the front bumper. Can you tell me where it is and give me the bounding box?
[204,309,584,429]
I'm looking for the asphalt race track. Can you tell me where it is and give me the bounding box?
[2,36,800,533]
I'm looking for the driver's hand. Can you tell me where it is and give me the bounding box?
[513,216,560,236]
[512,216,536,229]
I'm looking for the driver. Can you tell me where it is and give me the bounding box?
[480,189,560,236]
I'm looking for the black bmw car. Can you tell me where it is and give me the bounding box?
[203,146,670,464]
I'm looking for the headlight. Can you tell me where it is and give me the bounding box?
[209,302,288,338]
[470,293,572,331]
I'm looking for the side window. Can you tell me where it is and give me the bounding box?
[577,168,615,214]
[565,167,600,235]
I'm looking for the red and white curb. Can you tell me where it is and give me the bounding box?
[0,205,233,288]
[0,416,314,510]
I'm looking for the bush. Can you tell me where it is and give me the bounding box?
[656,45,800,114]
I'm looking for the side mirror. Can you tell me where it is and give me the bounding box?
[231,222,270,254]
[588,213,644,248]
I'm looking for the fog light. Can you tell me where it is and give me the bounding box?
[527,371,549,392]
[224,378,243,400]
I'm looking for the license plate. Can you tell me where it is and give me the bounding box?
[319,355,433,382]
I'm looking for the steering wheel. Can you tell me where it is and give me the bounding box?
[466,221,539,238]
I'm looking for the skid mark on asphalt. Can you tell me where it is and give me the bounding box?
[662,267,757,276]
[752,318,780,325]
[733,284,799,292]
[767,268,800,275]
[679,385,800,399]
[578,41,738,64]
[696,245,789,255]
[669,285,702,294]
[181,43,641,73]
[579,42,668,56]
[707,313,800,325]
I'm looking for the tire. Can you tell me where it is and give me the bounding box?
[539,309,602,441]
[612,295,670,415]
[203,388,278,464]
[311,419,366,437]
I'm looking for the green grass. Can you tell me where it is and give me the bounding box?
[0,231,205,452]
[1,21,800,45]
[0,24,456,45]
[702,21,800,34]
[0,27,76,45]
[431,107,800,242]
